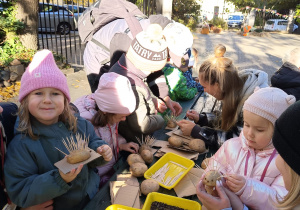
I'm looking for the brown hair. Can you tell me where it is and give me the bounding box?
[214,44,226,58]
[91,108,115,127]
[199,57,244,131]
[17,96,77,139]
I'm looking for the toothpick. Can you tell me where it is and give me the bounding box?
[55,147,68,156]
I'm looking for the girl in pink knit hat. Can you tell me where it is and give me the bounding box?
[197,87,296,210]
[4,50,112,209]
[74,72,139,187]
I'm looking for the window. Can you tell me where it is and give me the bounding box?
[278,21,287,25]
[266,21,275,25]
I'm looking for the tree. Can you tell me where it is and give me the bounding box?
[172,0,200,30]
[16,0,39,50]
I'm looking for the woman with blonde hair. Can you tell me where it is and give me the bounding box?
[273,100,300,209]
[177,48,269,149]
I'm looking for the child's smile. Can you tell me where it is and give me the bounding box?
[28,88,65,125]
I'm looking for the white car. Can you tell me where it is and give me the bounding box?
[264,19,298,32]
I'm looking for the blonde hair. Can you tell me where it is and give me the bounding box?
[191,48,199,64]
[276,166,300,209]
[199,57,244,131]
[214,44,226,58]
[17,96,77,139]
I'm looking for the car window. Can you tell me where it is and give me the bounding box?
[266,21,275,25]
[278,21,287,26]
[228,15,242,20]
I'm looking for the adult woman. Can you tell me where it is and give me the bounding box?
[177,52,268,149]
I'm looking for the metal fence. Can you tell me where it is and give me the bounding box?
[38,0,156,66]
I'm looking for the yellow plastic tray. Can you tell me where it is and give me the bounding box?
[144,152,195,190]
[142,192,201,210]
[105,204,140,210]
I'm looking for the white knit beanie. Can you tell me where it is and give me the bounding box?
[243,87,296,125]
[126,24,168,72]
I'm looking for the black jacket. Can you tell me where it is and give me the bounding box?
[271,62,300,101]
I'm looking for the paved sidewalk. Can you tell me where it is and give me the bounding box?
[53,31,300,103]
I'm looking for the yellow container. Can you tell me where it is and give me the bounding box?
[105,204,140,210]
[144,152,195,190]
[142,192,201,210]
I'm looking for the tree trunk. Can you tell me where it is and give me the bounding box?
[287,9,295,34]
[15,0,39,50]
[156,0,163,15]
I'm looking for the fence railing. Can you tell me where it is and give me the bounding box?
[38,0,156,66]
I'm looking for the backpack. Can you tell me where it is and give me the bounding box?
[78,0,147,44]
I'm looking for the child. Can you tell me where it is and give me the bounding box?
[4,50,112,209]
[74,72,139,186]
[273,100,300,209]
[202,87,295,209]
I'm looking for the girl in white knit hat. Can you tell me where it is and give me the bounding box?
[74,72,139,187]
[197,87,296,210]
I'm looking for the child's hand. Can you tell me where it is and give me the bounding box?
[177,120,195,136]
[186,110,199,122]
[225,174,246,193]
[97,145,113,161]
[59,164,83,183]
[119,142,139,153]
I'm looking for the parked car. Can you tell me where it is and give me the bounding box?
[264,19,298,32]
[65,5,87,22]
[38,3,77,35]
[227,15,243,28]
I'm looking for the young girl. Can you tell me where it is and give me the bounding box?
[202,87,296,209]
[74,72,139,186]
[273,100,300,209]
[4,50,112,209]
[177,50,269,149]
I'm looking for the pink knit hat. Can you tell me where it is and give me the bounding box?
[19,49,70,102]
[93,72,136,114]
[243,87,296,125]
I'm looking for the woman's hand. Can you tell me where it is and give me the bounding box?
[97,145,113,161]
[177,120,195,136]
[186,110,199,123]
[196,180,231,210]
[223,187,244,210]
[59,164,83,183]
[226,174,246,193]
[21,200,54,210]
[119,142,139,153]
[164,96,182,116]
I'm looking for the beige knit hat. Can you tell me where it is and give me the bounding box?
[126,24,168,72]
[243,87,296,125]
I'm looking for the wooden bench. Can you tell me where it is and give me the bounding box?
[83,91,216,209]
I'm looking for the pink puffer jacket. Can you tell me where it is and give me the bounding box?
[74,95,126,177]
[204,131,287,210]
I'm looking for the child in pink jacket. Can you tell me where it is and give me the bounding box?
[74,72,139,186]
[202,87,296,210]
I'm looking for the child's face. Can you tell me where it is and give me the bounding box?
[109,113,130,125]
[243,110,274,150]
[28,88,65,125]
[275,155,292,190]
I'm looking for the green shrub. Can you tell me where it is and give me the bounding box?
[0,1,35,67]
[208,17,228,30]
[254,28,263,33]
